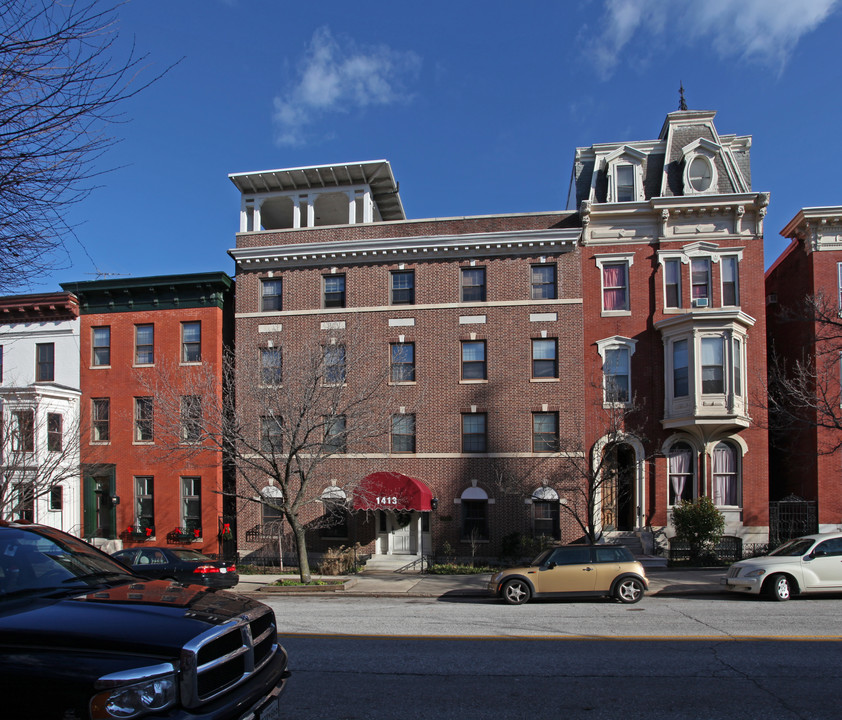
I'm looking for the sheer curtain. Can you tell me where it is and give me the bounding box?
[603,264,626,310]
[668,445,692,504]
[713,442,738,506]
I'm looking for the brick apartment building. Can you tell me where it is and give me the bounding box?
[228,161,585,564]
[0,292,81,533]
[60,274,234,554]
[766,206,842,533]
[573,110,770,547]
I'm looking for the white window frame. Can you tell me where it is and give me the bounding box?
[681,138,719,195]
[604,146,646,203]
[596,336,637,406]
[595,253,634,316]
[665,438,697,506]
[720,255,740,307]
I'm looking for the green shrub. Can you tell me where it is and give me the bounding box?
[671,496,725,562]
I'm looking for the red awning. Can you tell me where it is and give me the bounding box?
[353,472,434,512]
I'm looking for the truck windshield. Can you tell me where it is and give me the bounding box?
[0,526,135,598]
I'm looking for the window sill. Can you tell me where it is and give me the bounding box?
[530,378,559,383]
[602,401,632,410]
[459,379,488,384]
[389,381,417,386]
[600,310,631,318]
[133,363,155,368]
[90,365,111,370]
[133,441,155,446]
[180,361,202,367]
[90,441,110,446]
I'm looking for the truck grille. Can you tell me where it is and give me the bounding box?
[180,606,278,708]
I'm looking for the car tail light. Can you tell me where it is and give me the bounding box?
[193,565,220,574]
[226,565,236,573]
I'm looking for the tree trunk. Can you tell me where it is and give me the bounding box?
[290,520,312,583]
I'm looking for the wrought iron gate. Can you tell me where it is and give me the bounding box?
[769,494,817,545]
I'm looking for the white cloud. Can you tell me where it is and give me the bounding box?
[588,0,839,80]
[273,27,422,147]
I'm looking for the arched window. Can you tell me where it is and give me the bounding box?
[668,442,695,505]
[320,484,348,538]
[531,486,560,540]
[712,441,740,507]
[260,485,284,525]
[460,485,489,541]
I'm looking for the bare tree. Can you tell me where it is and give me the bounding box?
[487,382,646,545]
[0,389,82,521]
[555,394,647,544]
[0,0,175,291]
[141,329,397,583]
[768,291,842,455]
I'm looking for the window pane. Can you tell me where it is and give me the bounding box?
[616,164,635,201]
[135,325,154,364]
[462,414,487,452]
[93,327,110,366]
[182,322,201,362]
[691,259,710,301]
[461,268,486,302]
[604,347,630,402]
[261,278,283,311]
[722,256,738,306]
[391,271,415,304]
[532,339,558,378]
[533,412,559,452]
[602,263,627,310]
[701,337,724,394]
[665,259,681,308]
[673,340,689,397]
[531,265,556,300]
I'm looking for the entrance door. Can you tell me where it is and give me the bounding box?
[390,511,413,554]
[602,443,637,531]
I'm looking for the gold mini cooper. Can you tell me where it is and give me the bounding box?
[489,544,648,605]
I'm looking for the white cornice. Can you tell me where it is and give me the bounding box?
[229,227,581,268]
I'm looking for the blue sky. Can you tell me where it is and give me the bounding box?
[37,0,842,290]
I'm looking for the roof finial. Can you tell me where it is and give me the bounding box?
[678,82,688,111]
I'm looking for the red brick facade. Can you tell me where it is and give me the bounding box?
[61,274,233,554]
[766,208,842,529]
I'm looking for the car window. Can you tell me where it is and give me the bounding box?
[139,549,167,565]
[114,550,138,564]
[594,546,632,563]
[548,547,591,565]
[171,549,212,562]
[769,539,816,557]
[814,539,842,557]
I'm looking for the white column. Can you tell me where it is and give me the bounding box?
[348,191,356,224]
[293,198,302,229]
[253,199,262,232]
[362,189,373,223]
[306,196,315,227]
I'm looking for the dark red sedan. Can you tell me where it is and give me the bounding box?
[111,546,239,589]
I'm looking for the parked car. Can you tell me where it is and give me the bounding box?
[721,532,842,601]
[488,544,648,605]
[112,546,239,589]
[0,520,289,719]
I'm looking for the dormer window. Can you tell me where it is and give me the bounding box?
[615,165,635,202]
[605,146,645,203]
[681,138,719,196]
[688,156,713,192]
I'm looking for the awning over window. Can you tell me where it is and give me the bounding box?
[353,472,434,512]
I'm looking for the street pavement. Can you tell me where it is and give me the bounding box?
[235,566,725,598]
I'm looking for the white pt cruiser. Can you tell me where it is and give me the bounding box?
[721,532,842,601]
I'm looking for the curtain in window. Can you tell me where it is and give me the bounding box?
[602,264,626,310]
[668,445,692,504]
[712,442,738,506]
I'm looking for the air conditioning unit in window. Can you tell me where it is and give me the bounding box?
[693,298,709,308]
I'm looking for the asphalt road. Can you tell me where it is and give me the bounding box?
[268,594,842,719]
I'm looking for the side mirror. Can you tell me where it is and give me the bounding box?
[546,562,557,569]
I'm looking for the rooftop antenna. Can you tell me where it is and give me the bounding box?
[678,82,688,111]
[84,268,131,279]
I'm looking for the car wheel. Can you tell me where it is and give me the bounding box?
[615,577,644,604]
[502,579,531,605]
[767,574,792,601]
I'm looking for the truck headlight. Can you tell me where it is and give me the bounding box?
[91,664,177,719]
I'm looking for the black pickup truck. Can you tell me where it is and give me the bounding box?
[0,520,290,720]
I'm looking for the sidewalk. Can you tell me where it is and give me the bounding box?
[235,566,725,598]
